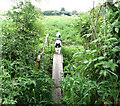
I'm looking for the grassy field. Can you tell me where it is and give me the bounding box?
[37,16,84,71]
[40,16,83,46]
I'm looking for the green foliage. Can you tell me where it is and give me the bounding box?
[61,2,120,104]
[41,16,80,45]
[1,68,54,104]
[40,16,82,76]
[62,72,120,104]
[43,10,56,16]
[61,7,65,11]
[1,1,54,105]
[43,10,71,16]
[62,45,83,68]
[61,73,98,104]
[72,10,78,15]
[60,11,71,16]
[1,0,120,105]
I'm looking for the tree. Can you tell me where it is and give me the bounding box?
[61,7,65,11]
[72,10,77,15]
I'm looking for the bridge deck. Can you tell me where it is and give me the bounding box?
[52,53,64,103]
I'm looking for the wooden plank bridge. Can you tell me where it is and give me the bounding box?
[52,53,64,103]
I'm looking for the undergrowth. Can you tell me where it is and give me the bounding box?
[61,1,120,104]
[1,0,120,105]
[1,1,55,105]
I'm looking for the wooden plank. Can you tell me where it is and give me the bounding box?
[52,54,64,86]
[52,53,64,103]
[52,88,62,104]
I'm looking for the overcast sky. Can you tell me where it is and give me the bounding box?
[0,0,117,13]
[38,0,102,12]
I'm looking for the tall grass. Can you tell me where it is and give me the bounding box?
[40,16,82,46]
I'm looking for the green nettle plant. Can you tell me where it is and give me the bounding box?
[61,1,120,104]
[1,1,54,105]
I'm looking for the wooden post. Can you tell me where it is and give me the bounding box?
[52,54,64,103]
[35,34,49,69]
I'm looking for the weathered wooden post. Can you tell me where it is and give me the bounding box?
[35,34,49,69]
[52,53,64,103]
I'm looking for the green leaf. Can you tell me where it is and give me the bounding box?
[92,58,97,62]
[91,50,97,53]
[102,60,118,71]
[106,38,118,42]
[98,56,104,60]
[102,25,108,29]
[91,38,100,44]
[102,45,108,49]
[115,28,119,33]
[103,71,107,77]
[100,70,107,77]
[107,69,118,79]
[83,60,89,64]
[94,61,104,68]
[112,46,119,52]
[83,33,92,38]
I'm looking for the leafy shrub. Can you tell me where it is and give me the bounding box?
[43,10,71,16]
[1,1,54,105]
[61,1,120,104]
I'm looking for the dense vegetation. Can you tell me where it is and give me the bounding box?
[43,10,71,16]
[1,0,120,105]
[1,1,54,104]
[42,8,79,16]
[61,1,120,104]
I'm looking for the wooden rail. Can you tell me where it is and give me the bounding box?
[37,33,49,62]
[35,33,49,69]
